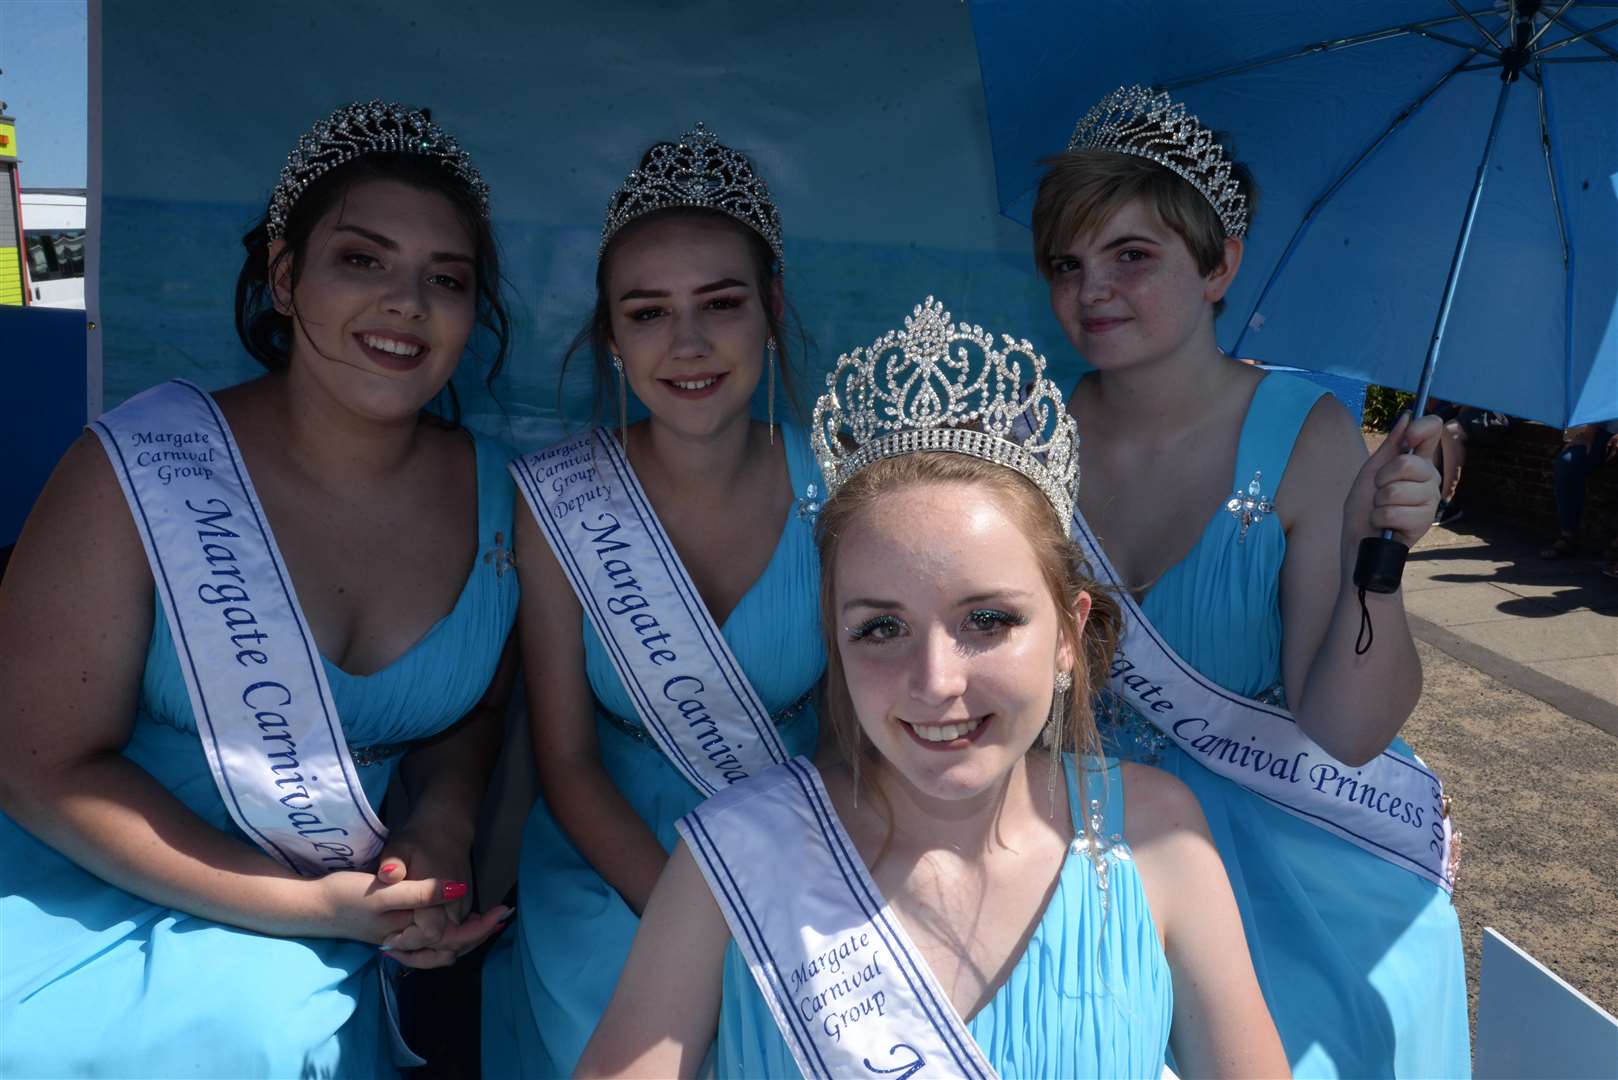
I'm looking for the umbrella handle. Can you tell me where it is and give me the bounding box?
[1353,533,1407,595]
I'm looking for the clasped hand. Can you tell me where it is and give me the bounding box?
[318,828,510,969]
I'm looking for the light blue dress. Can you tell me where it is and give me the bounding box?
[1106,371,1470,1079]
[716,755,1173,1078]
[0,428,519,1079]
[481,424,826,1079]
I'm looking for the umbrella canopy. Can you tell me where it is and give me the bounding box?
[971,0,1618,427]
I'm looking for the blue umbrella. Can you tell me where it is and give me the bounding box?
[970,0,1618,429]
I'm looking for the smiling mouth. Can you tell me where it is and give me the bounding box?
[900,715,990,749]
[1080,317,1129,333]
[660,372,727,398]
[355,332,428,370]
[361,333,424,357]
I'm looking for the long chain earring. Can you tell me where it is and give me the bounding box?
[611,353,628,448]
[1046,670,1073,817]
[765,336,778,445]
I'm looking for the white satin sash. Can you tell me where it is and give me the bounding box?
[1071,507,1456,893]
[510,430,789,797]
[91,380,386,878]
[678,758,997,1080]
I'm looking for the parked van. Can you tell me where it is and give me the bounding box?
[21,189,86,310]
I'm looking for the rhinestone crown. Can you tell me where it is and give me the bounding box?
[813,297,1079,532]
[600,122,784,266]
[1068,85,1249,238]
[266,101,490,240]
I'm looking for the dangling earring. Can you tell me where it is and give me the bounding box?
[1046,670,1073,817]
[765,336,778,446]
[611,353,628,448]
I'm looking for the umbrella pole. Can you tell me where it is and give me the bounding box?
[1353,69,1517,596]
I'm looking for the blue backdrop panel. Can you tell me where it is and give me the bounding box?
[100,0,1071,450]
[2,306,88,546]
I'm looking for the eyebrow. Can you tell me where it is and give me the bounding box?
[839,588,1033,614]
[1099,234,1161,251]
[957,589,1035,605]
[617,277,752,302]
[332,223,474,265]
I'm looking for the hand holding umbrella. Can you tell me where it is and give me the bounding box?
[1344,412,1445,570]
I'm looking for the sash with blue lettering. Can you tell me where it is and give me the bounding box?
[1071,507,1457,893]
[678,758,997,1080]
[90,380,387,877]
[511,430,789,796]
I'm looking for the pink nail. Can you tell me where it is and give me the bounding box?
[380,862,400,876]
[443,881,468,901]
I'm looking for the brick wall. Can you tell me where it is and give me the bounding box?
[1457,421,1618,545]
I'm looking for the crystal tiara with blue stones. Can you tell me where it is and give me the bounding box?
[599,122,785,267]
[812,297,1079,531]
[266,101,490,240]
[1068,85,1249,239]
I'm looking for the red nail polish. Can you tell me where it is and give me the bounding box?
[380,863,400,876]
[443,881,468,901]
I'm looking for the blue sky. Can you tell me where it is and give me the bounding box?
[0,0,87,187]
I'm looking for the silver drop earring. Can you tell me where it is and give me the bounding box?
[611,353,628,448]
[1047,670,1074,816]
[765,336,778,446]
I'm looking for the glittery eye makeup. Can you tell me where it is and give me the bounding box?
[965,608,1028,634]
[846,614,905,642]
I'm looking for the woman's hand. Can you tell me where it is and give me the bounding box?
[1341,411,1442,557]
[368,828,510,969]
[309,869,466,945]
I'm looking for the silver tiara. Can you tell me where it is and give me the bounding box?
[1068,85,1249,239]
[813,297,1079,532]
[266,101,490,240]
[599,122,784,266]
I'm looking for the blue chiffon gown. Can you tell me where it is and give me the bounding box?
[715,755,1173,1078]
[1104,371,1470,1078]
[0,429,519,1079]
[480,424,826,1079]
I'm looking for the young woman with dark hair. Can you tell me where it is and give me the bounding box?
[0,102,518,1078]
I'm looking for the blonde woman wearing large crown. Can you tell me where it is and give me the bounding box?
[1030,87,1468,1077]
[0,103,518,1077]
[480,124,827,1077]
[575,299,1289,1079]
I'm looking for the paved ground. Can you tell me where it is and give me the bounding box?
[1405,517,1618,735]
[1396,514,1618,1035]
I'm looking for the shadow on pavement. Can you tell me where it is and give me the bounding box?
[1409,515,1618,619]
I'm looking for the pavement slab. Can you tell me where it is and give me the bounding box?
[1405,582,1547,628]
[1457,611,1617,665]
[1529,657,1618,704]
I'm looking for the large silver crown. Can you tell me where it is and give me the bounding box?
[267,101,490,240]
[600,122,785,266]
[813,297,1079,531]
[1068,85,1249,239]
